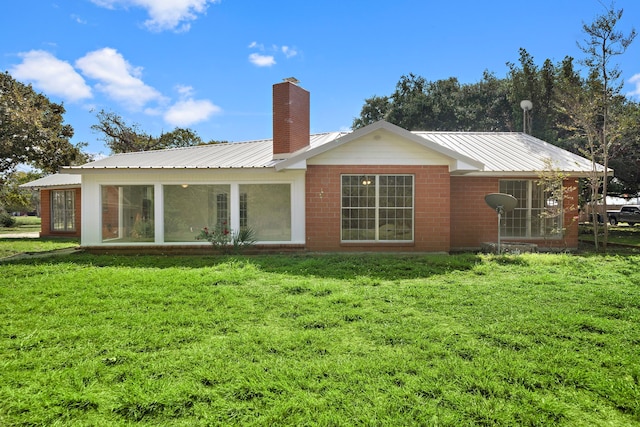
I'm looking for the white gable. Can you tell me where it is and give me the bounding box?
[307,129,452,166]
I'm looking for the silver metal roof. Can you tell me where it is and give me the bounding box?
[64,133,345,171]
[414,131,599,175]
[20,173,81,189]
[61,121,600,176]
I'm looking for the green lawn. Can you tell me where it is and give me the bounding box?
[0,237,79,259]
[1,252,639,426]
[580,224,640,248]
[0,216,41,234]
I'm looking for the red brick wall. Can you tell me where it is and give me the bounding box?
[39,188,81,238]
[450,176,580,250]
[450,176,500,249]
[272,81,310,156]
[305,165,450,252]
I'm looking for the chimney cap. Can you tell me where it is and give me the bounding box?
[282,77,300,85]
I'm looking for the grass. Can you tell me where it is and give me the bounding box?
[0,216,41,234]
[1,251,639,426]
[0,237,79,259]
[580,223,640,248]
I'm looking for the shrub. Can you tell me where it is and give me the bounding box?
[0,211,16,228]
[196,222,256,254]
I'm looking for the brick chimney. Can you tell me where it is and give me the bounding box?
[273,77,310,158]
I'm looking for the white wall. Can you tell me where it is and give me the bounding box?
[307,132,454,166]
[80,168,306,246]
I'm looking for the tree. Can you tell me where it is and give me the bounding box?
[92,110,209,153]
[0,170,42,214]
[0,72,87,178]
[577,2,636,249]
[609,100,640,195]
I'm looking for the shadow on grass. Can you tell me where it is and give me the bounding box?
[3,252,485,281]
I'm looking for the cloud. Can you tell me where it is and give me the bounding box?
[10,50,92,102]
[628,73,640,98]
[75,47,164,109]
[249,53,276,67]
[90,0,218,32]
[281,46,298,58]
[248,42,299,67]
[164,99,221,126]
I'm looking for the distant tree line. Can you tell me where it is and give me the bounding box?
[353,47,639,195]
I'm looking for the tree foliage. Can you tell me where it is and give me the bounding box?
[0,170,42,214]
[352,20,639,196]
[0,72,88,177]
[92,110,223,154]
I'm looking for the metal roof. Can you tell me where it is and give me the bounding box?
[64,133,346,171]
[20,173,81,189]
[414,131,600,175]
[61,121,601,176]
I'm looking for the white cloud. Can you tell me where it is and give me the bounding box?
[75,47,164,109]
[249,53,276,67]
[175,84,195,97]
[628,73,640,98]
[10,50,93,102]
[164,98,221,126]
[248,42,299,67]
[90,0,218,32]
[281,46,298,58]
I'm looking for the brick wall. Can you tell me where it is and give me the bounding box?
[450,176,499,249]
[305,164,450,252]
[39,188,81,238]
[450,176,580,250]
[272,81,310,156]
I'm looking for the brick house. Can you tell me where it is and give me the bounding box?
[26,79,602,252]
[20,173,81,239]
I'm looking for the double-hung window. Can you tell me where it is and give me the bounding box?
[341,175,413,241]
[499,180,562,238]
[51,190,75,232]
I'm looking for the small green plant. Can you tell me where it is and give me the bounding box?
[0,210,16,228]
[196,221,256,253]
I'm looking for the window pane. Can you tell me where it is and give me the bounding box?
[379,175,413,240]
[239,184,291,241]
[101,185,154,242]
[341,175,413,242]
[51,190,75,232]
[499,180,562,238]
[163,185,230,242]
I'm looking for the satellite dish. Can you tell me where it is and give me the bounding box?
[520,100,533,111]
[484,193,517,254]
[485,193,517,213]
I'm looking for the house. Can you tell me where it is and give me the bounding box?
[26,79,604,252]
[19,173,81,238]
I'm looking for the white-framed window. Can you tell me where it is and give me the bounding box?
[101,185,155,242]
[163,185,230,242]
[239,184,291,241]
[499,180,562,238]
[341,175,414,242]
[51,190,75,232]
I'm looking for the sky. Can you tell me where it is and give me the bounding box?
[1,0,639,158]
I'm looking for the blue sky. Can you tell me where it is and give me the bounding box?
[2,0,639,157]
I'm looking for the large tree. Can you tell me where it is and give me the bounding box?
[0,72,87,177]
[577,2,636,249]
[92,110,224,154]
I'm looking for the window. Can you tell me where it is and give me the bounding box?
[239,184,291,241]
[341,175,413,241]
[101,185,154,242]
[51,190,75,232]
[163,185,230,242]
[499,180,561,238]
